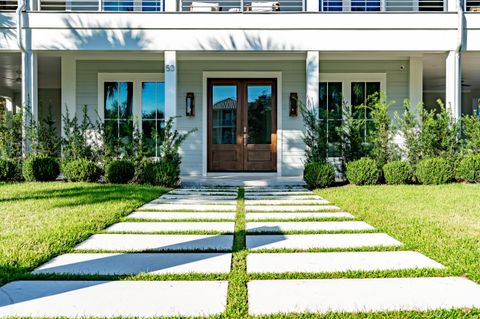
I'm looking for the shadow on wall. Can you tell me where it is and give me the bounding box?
[43,16,152,50]
[197,32,297,51]
[0,14,16,49]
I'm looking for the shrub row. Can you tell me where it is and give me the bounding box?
[344,155,480,186]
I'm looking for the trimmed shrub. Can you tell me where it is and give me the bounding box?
[22,155,60,182]
[383,160,413,185]
[416,157,454,185]
[346,157,381,185]
[63,159,101,182]
[105,160,134,184]
[143,160,180,188]
[0,159,20,181]
[456,154,480,183]
[303,161,336,189]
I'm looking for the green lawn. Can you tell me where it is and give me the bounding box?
[0,182,166,285]
[317,184,480,285]
[0,182,479,319]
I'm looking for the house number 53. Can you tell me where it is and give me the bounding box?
[165,65,175,72]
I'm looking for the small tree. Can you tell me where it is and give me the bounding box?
[367,92,398,168]
[62,105,98,163]
[300,102,328,163]
[395,100,422,166]
[0,108,23,162]
[420,100,460,162]
[461,114,480,154]
[27,104,62,158]
[336,103,369,163]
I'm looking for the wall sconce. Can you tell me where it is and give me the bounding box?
[289,92,298,117]
[186,92,195,117]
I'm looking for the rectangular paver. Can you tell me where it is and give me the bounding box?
[246,221,374,233]
[0,280,228,317]
[168,191,237,196]
[161,195,237,200]
[245,187,308,192]
[140,204,236,211]
[248,277,480,315]
[128,211,235,221]
[246,205,340,212]
[152,199,237,205]
[245,199,330,205]
[107,222,235,233]
[34,253,232,275]
[246,233,402,250]
[246,212,354,220]
[75,234,233,251]
[175,188,237,192]
[245,195,323,200]
[247,251,444,273]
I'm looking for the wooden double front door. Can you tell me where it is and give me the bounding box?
[208,79,277,172]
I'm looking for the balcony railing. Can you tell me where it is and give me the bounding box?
[180,0,303,11]
[2,0,480,12]
[321,0,444,11]
[36,0,163,10]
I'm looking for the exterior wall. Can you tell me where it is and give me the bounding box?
[75,60,164,119]
[177,59,306,176]
[320,60,410,116]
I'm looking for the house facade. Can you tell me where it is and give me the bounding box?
[0,0,479,176]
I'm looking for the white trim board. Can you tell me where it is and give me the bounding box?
[202,71,283,177]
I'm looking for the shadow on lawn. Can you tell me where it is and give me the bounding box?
[0,184,165,208]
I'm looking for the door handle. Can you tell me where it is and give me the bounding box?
[243,126,247,147]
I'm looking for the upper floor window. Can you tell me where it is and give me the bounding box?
[103,0,162,11]
[322,0,380,11]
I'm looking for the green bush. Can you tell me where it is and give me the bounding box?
[456,154,480,183]
[0,159,20,181]
[303,161,335,189]
[346,157,381,185]
[22,155,60,182]
[383,160,413,185]
[105,159,134,184]
[416,157,454,185]
[63,159,101,182]
[143,160,180,188]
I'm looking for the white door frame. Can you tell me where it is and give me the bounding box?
[202,71,283,177]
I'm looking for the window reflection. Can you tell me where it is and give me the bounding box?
[212,85,237,145]
[142,82,165,157]
[247,85,272,145]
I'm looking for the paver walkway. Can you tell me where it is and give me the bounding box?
[1,185,480,317]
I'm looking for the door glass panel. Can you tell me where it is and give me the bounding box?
[142,82,165,157]
[212,85,237,145]
[247,84,272,145]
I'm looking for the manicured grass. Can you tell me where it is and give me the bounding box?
[317,184,480,285]
[0,182,166,285]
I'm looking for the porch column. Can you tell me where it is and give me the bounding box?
[447,0,457,11]
[164,51,177,126]
[306,51,319,111]
[61,55,77,136]
[21,50,38,156]
[306,0,319,11]
[164,0,177,11]
[409,56,423,111]
[445,50,461,121]
[21,51,38,121]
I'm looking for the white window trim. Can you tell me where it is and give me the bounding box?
[97,72,165,131]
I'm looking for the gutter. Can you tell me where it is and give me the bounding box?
[454,0,465,120]
[16,0,26,53]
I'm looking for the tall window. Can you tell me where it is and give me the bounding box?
[101,74,164,158]
[351,81,381,143]
[319,77,382,157]
[142,82,165,157]
[104,81,134,151]
[319,82,343,157]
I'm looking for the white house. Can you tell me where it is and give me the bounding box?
[0,0,479,176]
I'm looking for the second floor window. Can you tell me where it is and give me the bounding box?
[322,0,381,11]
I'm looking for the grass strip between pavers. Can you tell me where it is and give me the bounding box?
[224,187,249,318]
